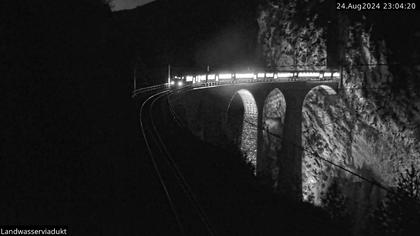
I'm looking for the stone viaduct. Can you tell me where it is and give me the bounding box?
[172,80,339,200]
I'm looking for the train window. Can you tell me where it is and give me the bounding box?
[235,73,254,79]
[219,73,232,79]
[299,72,320,77]
[197,75,206,81]
[277,72,293,78]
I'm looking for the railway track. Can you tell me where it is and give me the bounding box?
[138,88,216,236]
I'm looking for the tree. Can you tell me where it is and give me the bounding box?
[321,179,353,236]
[370,164,420,236]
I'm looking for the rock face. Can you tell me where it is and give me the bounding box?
[258,0,420,222]
[257,0,328,70]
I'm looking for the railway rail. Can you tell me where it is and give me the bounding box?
[138,87,216,236]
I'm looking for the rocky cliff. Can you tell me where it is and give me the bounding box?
[258,0,420,221]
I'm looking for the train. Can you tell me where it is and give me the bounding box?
[169,71,340,88]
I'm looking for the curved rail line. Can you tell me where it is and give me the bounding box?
[139,90,185,235]
[139,88,215,236]
[133,83,168,98]
[150,91,216,236]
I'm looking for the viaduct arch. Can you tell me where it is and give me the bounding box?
[222,82,339,200]
[226,89,258,171]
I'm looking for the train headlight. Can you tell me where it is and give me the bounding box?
[177,81,183,86]
[170,81,175,85]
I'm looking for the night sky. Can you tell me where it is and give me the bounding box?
[112,0,155,11]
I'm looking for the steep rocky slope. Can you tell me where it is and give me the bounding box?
[258,0,420,219]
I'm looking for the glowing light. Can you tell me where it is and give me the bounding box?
[228,89,258,174]
[235,73,254,79]
[187,71,337,84]
[277,72,294,78]
[298,72,320,77]
[170,81,175,85]
[177,81,183,86]
[197,75,206,81]
[219,73,232,79]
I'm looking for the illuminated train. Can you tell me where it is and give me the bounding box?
[169,71,341,87]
